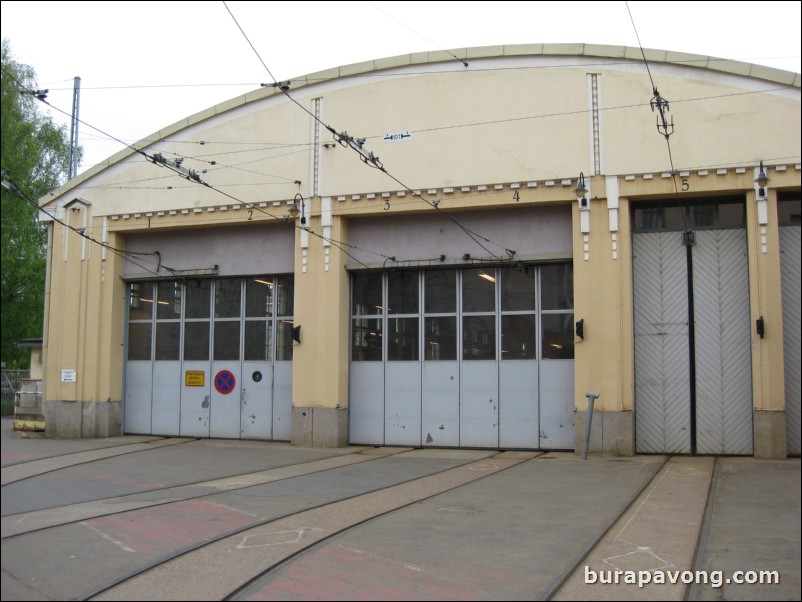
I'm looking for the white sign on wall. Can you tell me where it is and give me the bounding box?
[383,131,411,142]
[61,369,77,383]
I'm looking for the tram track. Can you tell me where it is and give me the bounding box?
[3,437,678,602]
[1,443,400,539]
[3,443,545,601]
[1,436,198,486]
[85,450,540,601]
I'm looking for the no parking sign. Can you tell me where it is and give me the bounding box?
[214,370,236,394]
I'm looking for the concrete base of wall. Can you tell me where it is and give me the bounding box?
[574,410,634,456]
[292,406,349,448]
[754,409,787,459]
[44,400,121,438]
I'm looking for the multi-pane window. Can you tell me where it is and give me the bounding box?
[424,270,457,361]
[126,276,293,363]
[778,192,801,226]
[463,268,496,360]
[632,196,746,232]
[351,272,383,361]
[388,271,419,361]
[214,279,241,361]
[540,264,574,360]
[351,264,573,363]
[155,280,181,360]
[500,266,536,360]
[275,276,295,361]
[127,282,153,360]
[184,280,211,361]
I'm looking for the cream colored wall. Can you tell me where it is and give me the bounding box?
[44,212,126,404]
[291,212,351,409]
[603,68,800,177]
[43,54,799,224]
[747,188,787,412]
[56,100,311,218]
[320,66,590,194]
[572,178,632,414]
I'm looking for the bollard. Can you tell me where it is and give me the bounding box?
[581,392,601,459]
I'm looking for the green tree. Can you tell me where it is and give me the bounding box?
[1,39,76,368]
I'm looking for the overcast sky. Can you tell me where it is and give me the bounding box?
[2,0,800,174]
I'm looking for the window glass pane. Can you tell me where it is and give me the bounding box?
[463,315,495,360]
[245,278,274,318]
[501,266,535,311]
[352,317,382,361]
[156,281,182,320]
[663,205,686,230]
[718,202,745,228]
[185,280,211,319]
[388,317,418,361]
[276,276,295,317]
[463,269,495,313]
[183,322,209,361]
[244,320,272,361]
[541,264,573,310]
[276,321,294,361]
[215,280,241,319]
[388,271,418,315]
[214,321,240,360]
[127,323,152,360]
[778,196,801,226]
[352,272,383,315]
[424,270,456,314]
[155,322,180,360]
[128,282,154,321]
[501,315,536,360]
[542,313,574,359]
[634,207,660,231]
[690,203,715,227]
[424,317,456,361]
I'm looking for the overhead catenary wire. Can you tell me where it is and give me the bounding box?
[0,172,164,278]
[366,1,468,68]
[3,66,398,272]
[13,58,795,234]
[625,0,689,232]
[20,47,789,179]
[9,22,795,270]
[221,1,509,262]
[145,152,384,270]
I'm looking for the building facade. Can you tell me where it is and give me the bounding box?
[38,44,801,458]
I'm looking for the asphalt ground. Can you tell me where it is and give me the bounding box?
[1,417,799,601]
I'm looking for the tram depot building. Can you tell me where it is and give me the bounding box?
[38,44,800,458]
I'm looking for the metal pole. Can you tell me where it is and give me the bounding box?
[68,77,81,179]
[581,392,600,459]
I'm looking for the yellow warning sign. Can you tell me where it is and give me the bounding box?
[185,371,205,386]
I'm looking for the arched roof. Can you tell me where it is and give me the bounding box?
[45,43,800,202]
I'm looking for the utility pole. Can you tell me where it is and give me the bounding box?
[68,76,81,179]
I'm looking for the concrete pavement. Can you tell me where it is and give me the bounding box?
[1,417,799,601]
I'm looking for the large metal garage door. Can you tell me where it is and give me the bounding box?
[349,264,575,450]
[124,276,294,440]
[633,198,753,455]
[779,194,801,456]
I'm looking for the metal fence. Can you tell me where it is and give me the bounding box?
[1,370,30,415]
